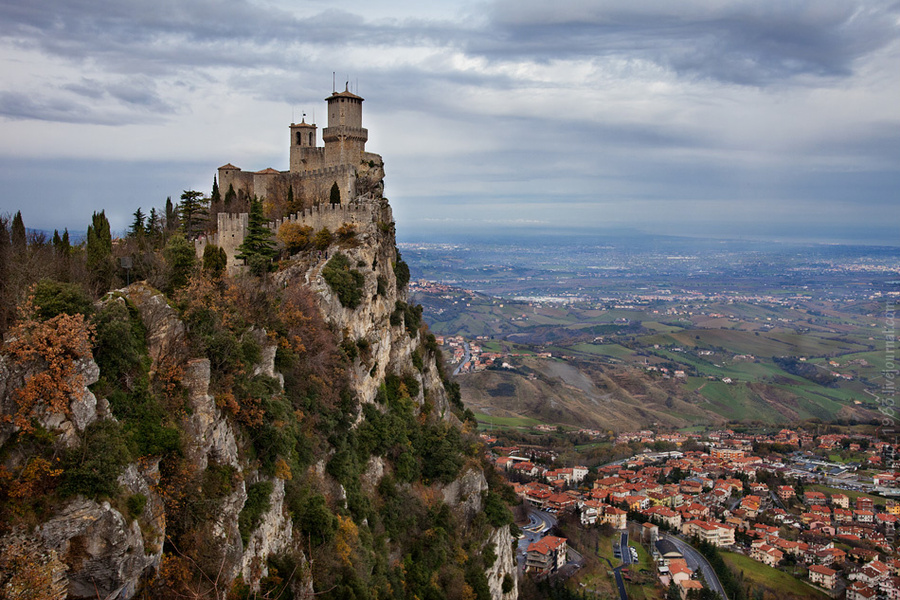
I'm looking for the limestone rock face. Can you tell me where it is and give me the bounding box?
[38,499,155,600]
[485,525,519,600]
[181,357,240,469]
[123,282,187,373]
[117,461,166,570]
[241,478,293,586]
[439,466,488,524]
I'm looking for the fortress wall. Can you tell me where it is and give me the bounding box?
[219,169,255,198]
[269,199,380,234]
[199,200,384,269]
[216,213,249,268]
[290,147,326,173]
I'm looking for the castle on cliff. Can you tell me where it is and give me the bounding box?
[217,84,382,206]
[201,85,387,270]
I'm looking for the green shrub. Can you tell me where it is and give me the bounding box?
[296,493,337,547]
[31,279,93,320]
[483,491,513,527]
[411,348,424,372]
[59,420,131,499]
[127,493,148,518]
[322,252,365,309]
[202,244,227,277]
[92,299,147,389]
[393,252,410,290]
[502,573,514,594]
[239,480,274,545]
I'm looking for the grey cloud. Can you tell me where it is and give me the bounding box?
[483,0,900,85]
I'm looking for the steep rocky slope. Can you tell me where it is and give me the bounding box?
[0,198,518,600]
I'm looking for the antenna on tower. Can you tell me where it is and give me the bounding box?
[332,72,336,93]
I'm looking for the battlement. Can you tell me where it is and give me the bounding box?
[218,212,249,232]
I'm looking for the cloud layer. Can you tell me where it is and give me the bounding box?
[0,0,897,243]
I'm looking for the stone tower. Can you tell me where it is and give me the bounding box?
[323,85,368,168]
[289,117,321,172]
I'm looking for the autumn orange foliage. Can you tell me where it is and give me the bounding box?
[3,308,94,433]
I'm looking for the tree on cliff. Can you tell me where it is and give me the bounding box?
[165,196,178,234]
[129,208,146,237]
[178,190,208,240]
[236,198,277,275]
[0,217,9,334]
[11,211,26,253]
[86,210,114,293]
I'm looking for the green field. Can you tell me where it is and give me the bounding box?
[721,551,828,599]
[570,343,636,360]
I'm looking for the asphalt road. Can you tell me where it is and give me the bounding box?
[620,532,632,565]
[453,341,471,375]
[662,534,728,600]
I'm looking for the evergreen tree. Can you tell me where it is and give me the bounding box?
[329,182,341,206]
[0,217,9,333]
[147,208,161,239]
[87,210,114,293]
[202,244,227,278]
[130,207,146,237]
[286,184,297,214]
[165,196,178,234]
[211,176,221,206]
[52,228,72,281]
[11,211,26,252]
[236,198,277,275]
[178,190,208,239]
[224,184,236,209]
[163,234,197,292]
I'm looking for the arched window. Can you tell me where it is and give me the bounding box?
[296,132,302,145]
[309,132,314,145]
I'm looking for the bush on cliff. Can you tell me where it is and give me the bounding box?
[322,252,364,309]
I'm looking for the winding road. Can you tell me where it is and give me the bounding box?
[661,533,728,600]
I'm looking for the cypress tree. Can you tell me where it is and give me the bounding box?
[286,184,296,214]
[11,211,26,252]
[224,184,236,209]
[165,196,178,234]
[211,176,221,205]
[87,210,114,292]
[0,218,9,333]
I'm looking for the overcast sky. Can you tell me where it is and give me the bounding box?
[0,0,898,245]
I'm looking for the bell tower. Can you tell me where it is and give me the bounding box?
[289,117,319,172]
[323,84,368,167]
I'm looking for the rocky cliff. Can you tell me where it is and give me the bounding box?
[0,197,517,600]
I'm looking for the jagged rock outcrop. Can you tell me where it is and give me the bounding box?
[485,525,519,600]
[0,196,513,599]
[240,478,293,585]
[38,498,155,600]
[440,466,488,523]
[122,282,188,374]
[180,357,241,470]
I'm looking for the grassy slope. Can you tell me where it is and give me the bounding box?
[721,551,828,600]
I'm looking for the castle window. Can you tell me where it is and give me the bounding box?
[309,132,314,145]
[296,132,302,145]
